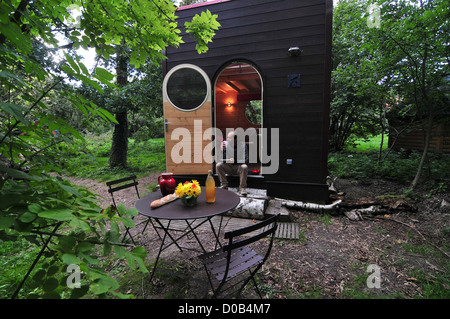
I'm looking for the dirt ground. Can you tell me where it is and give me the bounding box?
[67,175,450,299]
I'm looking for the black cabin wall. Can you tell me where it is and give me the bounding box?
[164,0,332,202]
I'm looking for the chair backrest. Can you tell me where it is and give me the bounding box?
[223,214,278,253]
[106,175,140,208]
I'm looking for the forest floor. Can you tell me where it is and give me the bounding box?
[67,174,450,299]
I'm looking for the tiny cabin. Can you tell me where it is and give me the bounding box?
[161,0,333,202]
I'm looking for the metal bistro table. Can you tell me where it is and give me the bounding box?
[135,187,240,280]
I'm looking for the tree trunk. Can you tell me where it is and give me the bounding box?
[109,110,128,168]
[109,46,129,168]
[410,115,433,190]
[378,103,386,164]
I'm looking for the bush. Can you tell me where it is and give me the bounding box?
[328,150,450,183]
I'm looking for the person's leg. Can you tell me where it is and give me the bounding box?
[238,164,248,195]
[216,162,231,188]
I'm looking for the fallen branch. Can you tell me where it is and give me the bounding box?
[344,205,387,221]
[276,199,342,212]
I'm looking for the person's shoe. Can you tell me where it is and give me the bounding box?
[220,185,228,190]
[239,187,248,196]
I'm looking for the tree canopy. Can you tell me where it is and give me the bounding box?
[331,0,449,187]
[0,0,219,298]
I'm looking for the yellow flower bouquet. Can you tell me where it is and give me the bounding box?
[175,180,201,206]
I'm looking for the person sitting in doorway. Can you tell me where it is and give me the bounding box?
[216,131,249,196]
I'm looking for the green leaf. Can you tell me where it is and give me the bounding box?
[19,212,37,223]
[79,252,100,265]
[120,217,135,228]
[96,107,118,124]
[131,246,148,272]
[125,251,135,270]
[28,203,41,214]
[47,265,60,276]
[0,102,28,123]
[78,61,90,76]
[135,256,148,273]
[0,71,27,88]
[75,74,104,94]
[43,278,59,292]
[55,181,81,197]
[60,64,75,76]
[0,217,15,230]
[0,164,42,181]
[62,253,82,265]
[32,269,46,281]
[76,241,94,253]
[58,236,76,253]
[95,67,115,81]
[42,291,61,299]
[114,245,126,258]
[38,208,73,221]
[95,276,119,295]
[70,285,89,299]
[103,241,112,256]
[69,218,91,231]
[117,202,127,216]
[64,53,80,74]
[0,194,23,210]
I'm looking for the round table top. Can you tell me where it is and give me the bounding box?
[135,187,240,220]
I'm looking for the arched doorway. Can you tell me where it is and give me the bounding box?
[214,62,263,175]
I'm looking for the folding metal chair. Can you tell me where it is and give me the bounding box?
[106,175,149,245]
[198,214,278,298]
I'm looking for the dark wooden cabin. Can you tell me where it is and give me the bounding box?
[161,0,333,202]
[388,121,450,155]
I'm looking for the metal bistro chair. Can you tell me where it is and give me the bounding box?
[198,214,278,299]
[106,175,150,245]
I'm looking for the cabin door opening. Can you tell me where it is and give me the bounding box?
[214,62,263,175]
[162,64,212,175]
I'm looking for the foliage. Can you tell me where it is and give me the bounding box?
[65,133,165,181]
[328,150,450,183]
[74,61,165,139]
[185,9,221,54]
[0,0,219,299]
[331,0,449,189]
[74,0,220,168]
[331,0,449,151]
[330,0,388,151]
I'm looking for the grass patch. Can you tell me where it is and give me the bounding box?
[345,134,388,153]
[65,131,165,181]
[116,258,192,299]
[0,237,44,299]
[410,268,450,299]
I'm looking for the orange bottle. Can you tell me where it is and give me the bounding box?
[205,170,215,203]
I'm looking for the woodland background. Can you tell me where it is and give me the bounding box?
[0,0,448,299]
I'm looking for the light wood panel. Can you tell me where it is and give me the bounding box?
[164,101,213,174]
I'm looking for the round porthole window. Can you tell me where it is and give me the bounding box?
[166,67,208,111]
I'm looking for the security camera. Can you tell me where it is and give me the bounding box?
[288,46,302,57]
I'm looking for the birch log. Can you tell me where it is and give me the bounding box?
[226,197,267,219]
[277,199,342,212]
